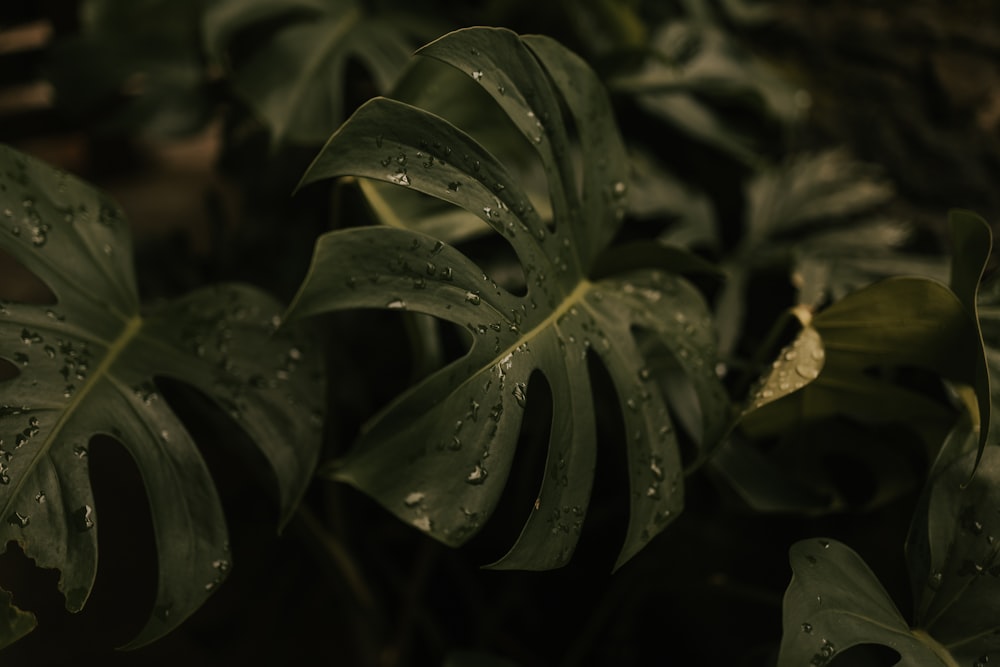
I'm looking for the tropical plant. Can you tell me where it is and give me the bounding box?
[1,3,998,666]
[0,144,323,649]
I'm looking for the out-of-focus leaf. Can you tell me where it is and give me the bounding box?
[609,20,800,163]
[627,148,718,249]
[558,0,647,60]
[717,149,911,354]
[0,145,323,649]
[443,649,521,667]
[793,250,948,312]
[47,0,212,137]
[204,0,446,146]
[778,538,952,666]
[289,28,729,570]
[745,149,894,243]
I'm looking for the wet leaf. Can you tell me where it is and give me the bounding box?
[741,277,976,437]
[352,54,551,244]
[778,538,952,667]
[906,419,1000,666]
[289,28,729,570]
[721,273,980,516]
[0,145,323,648]
[778,421,1000,666]
[204,0,446,145]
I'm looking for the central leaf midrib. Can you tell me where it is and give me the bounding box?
[6,314,144,513]
[455,280,594,404]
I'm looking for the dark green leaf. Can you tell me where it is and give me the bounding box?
[947,210,992,469]
[723,277,976,515]
[47,0,212,137]
[742,278,975,430]
[0,145,323,648]
[352,53,550,244]
[778,538,952,666]
[906,419,1000,666]
[204,0,445,145]
[290,28,729,570]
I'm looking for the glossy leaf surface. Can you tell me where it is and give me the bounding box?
[779,539,952,666]
[0,145,323,648]
[289,28,729,570]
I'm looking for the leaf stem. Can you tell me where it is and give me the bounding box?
[910,628,959,667]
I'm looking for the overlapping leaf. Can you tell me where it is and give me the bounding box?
[715,213,990,515]
[777,214,999,665]
[778,538,953,666]
[204,0,446,145]
[721,149,918,355]
[288,27,729,570]
[0,145,323,648]
[779,420,1000,666]
[353,56,552,245]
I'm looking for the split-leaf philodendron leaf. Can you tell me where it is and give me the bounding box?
[0,145,323,649]
[288,27,730,570]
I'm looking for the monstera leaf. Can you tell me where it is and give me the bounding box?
[204,0,447,145]
[288,27,730,570]
[354,55,553,245]
[0,145,323,648]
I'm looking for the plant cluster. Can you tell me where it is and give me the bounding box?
[1,1,998,665]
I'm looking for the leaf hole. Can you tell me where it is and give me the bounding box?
[0,246,56,304]
[827,643,900,666]
[456,232,526,296]
[324,309,430,448]
[0,435,160,660]
[155,377,282,525]
[464,370,552,564]
[633,327,704,471]
[0,540,61,635]
[82,435,159,643]
[577,351,631,570]
[0,356,19,382]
